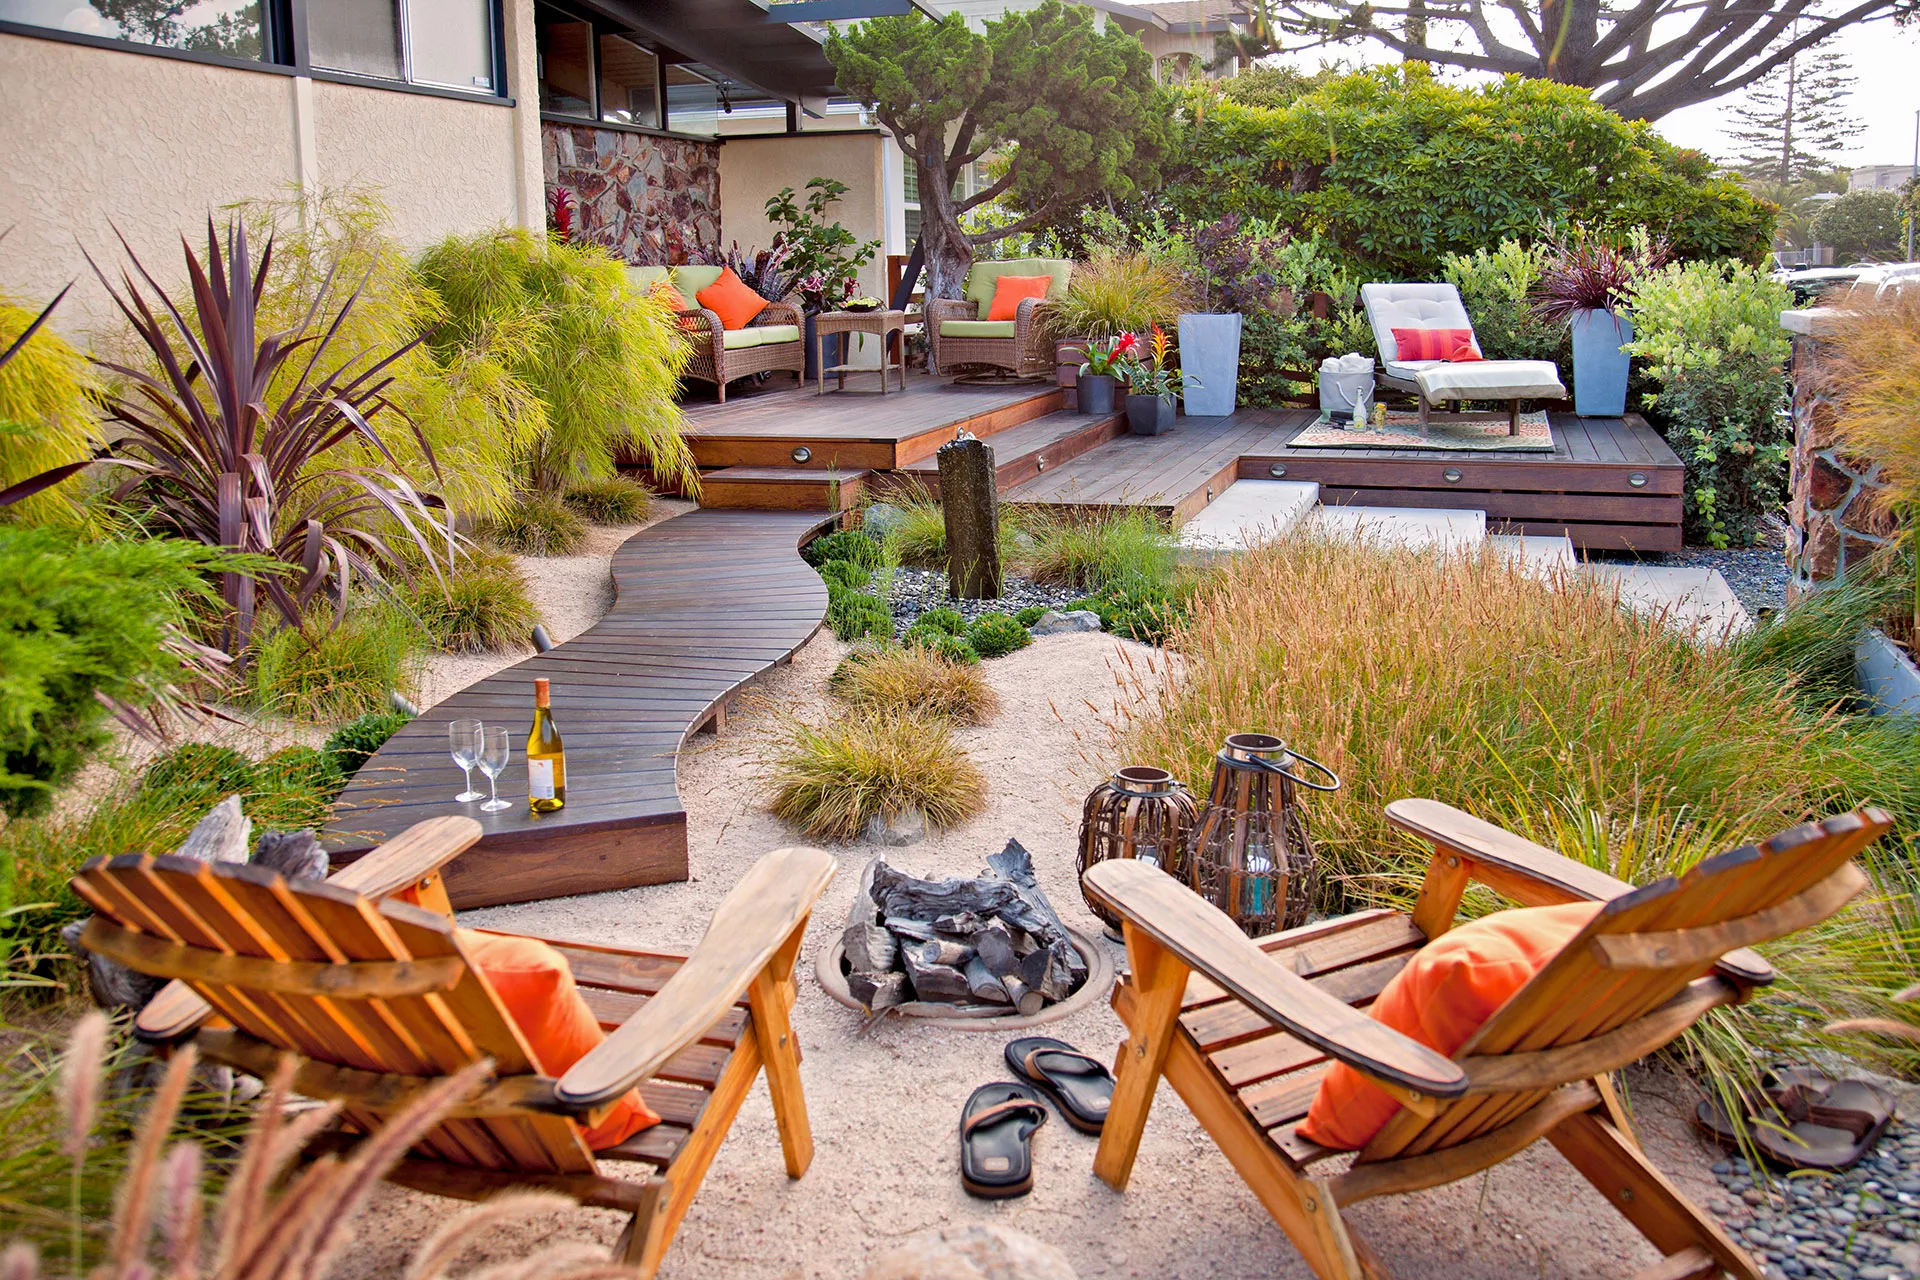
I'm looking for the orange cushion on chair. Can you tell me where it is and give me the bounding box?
[695,267,771,331]
[459,930,661,1150]
[1391,327,1483,363]
[1297,901,1602,1151]
[986,274,1055,322]
[648,282,699,331]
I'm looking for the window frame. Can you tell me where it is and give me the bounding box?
[0,0,512,105]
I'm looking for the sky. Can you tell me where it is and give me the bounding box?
[1655,16,1920,172]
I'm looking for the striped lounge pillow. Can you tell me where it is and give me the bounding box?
[1391,327,1483,362]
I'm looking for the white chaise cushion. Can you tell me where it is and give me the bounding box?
[1361,283,1475,364]
[1410,359,1567,402]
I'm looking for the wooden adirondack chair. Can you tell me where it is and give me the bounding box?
[1085,799,1894,1280]
[68,816,836,1278]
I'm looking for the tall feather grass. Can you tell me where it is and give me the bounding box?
[0,296,102,527]
[1013,506,1179,593]
[1114,534,1920,1078]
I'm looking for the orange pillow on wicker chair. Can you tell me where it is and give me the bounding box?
[695,267,771,331]
[1297,901,1601,1151]
[648,282,699,331]
[459,930,661,1150]
[986,274,1055,322]
[1391,327,1483,362]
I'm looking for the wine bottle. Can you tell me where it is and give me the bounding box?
[527,677,566,813]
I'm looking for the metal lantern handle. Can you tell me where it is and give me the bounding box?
[1242,746,1342,793]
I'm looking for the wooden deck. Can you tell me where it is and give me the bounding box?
[321,509,836,909]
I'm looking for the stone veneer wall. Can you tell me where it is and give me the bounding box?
[1786,331,1897,593]
[541,121,720,265]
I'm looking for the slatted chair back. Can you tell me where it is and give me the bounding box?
[70,851,597,1175]
[1357,808,1891,1164]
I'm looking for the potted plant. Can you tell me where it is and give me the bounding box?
[764,177,880,379]
[1534,232,1668,417]
[1077,333,1136,415]
[1045,248,1194,397]
[1179,215,1293,417]
[1117,326,1197,436]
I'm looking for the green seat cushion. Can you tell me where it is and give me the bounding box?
[672,264,726,295]
[721,324,801,350]
[963,258,1071,320]
[940,320,1018,339]
[626,265,672,290]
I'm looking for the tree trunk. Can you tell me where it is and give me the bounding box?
[915,150,974,301]
[938,437,1002,600]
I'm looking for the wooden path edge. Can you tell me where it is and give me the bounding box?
[321,509,839,909]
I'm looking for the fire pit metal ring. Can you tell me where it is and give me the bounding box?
[815,927,1115,1031]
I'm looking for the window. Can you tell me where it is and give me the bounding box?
[309,0,495,92]
[597,32,657,127]
[0,0,267,60]
[536,5,592,115]
[663,63,718,136]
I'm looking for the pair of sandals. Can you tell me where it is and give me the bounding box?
[1696,1066,1897,1171]
[959,1036,1117,1199]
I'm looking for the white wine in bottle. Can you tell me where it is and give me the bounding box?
[527,677,566,813]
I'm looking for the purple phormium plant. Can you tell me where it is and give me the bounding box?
[1533,231,1671,324]
[694,240,800,302]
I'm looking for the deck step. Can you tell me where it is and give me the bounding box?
[879,409,1126,498]
[1310,503,1488,552]
[698,466,869,511]
[1179,481,1322,559]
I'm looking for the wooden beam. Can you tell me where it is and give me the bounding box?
[81,917,464,999]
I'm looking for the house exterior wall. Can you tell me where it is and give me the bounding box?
[719,132,888,301]
[542,123,722,265]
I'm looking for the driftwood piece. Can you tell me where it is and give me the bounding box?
[871,860,1071,963]
[253,830,328,882]
[901,948,973,1002]
[1019,945,1074,1004]
[931,911,990,935]
[1002,973,1044,1017]
[848,970,909,1011]
[907,937,976,968]
[963,956,1012,1004]
[178,795,252,863]
[937,435,1002,599]
[843,863,899,974]
[985,839,1088,987]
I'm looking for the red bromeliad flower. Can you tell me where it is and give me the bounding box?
[1111,330,1139,358]
[1150,324,1170,366]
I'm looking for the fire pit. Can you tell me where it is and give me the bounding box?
[815,840,1114,1030]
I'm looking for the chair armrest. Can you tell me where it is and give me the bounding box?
[1084,860,1467,1103]
[1015,296,1052,355]
[679,308,723,344]
[133,817,483,1044]
[925,298,975,326]
[757,300,803,328]
[556,846,837,1110]
[1387,799,1631,906]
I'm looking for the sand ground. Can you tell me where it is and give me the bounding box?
[322,592,1736,1279]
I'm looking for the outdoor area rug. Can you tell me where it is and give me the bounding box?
[1288,410,1555,452]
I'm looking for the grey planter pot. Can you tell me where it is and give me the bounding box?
[802,312,845,381]
[1855,626,1920,716]
[1570,309,1632,417]
[1177,312,1242,416]
[1078,372,1119,414]
[1125,392,1176,435]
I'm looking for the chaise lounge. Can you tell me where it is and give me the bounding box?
[1362,282,1567,433]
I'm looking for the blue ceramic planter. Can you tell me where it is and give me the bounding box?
[1570,309,1633,417]
[1177,312,1242,416]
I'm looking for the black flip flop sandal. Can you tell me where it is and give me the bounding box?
[959,1082,1049,1199]
[1005,1036,1115,1135]
[1695,1067,1896,1171]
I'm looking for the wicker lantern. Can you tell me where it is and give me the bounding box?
[1077,766,1200,938]
[1187,733,1340,936]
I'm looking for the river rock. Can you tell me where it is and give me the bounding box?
[864,805,927,847]
[1029,609,1102,636]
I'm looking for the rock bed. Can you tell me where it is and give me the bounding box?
[1669,544,1791,619]
[885,567,1086,637]
[1705,1124,1920,1279]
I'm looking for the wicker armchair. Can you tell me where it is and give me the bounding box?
[927,258,1072,380]
[677,298,805,404]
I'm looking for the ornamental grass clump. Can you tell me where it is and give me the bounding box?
[762,708,987,840]
[1042,248,1195,342]
[248,605,422,724]
[479,492,588,557]
[408,547,539,655]
[1015,507,1178,594]
[562,475,654,525]
[1116,532,1920,1079]
[803,529,883,570]
[828,643,998,724]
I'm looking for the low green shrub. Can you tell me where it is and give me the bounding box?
[826,586,892,642]
[819,560,874,592]
[804,529,884,570]
[251,745,346,829]
[929,634,981,665]
[1441,239,1570,380]
[409,548,539,655]
[762,709,988,840]
[828,643,999,724]
[1092,580,1197,645]
[1625,260,1794,547]
[480,492,588,556]
[563,475,655,524]
[248,605,422,723]
[141,744,255,802]
[324,708,414,778]
[1016,508,1178,594]
[967,613,1031,659]
[0,528,228,818]
[916,607,967,635]
[1014,605,1048,627]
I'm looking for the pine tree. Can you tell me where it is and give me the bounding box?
[1725,48,1863,187]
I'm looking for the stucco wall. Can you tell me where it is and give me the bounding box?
[0,29,537,338]
[720,132,888,301]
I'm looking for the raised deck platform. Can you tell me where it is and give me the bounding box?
[321,509,835,909]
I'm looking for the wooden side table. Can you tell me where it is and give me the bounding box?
[815,308,908,395]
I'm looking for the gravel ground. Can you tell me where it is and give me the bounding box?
[886,566,1088,636]
[1584,521,1792,620]
[1705,1122,1920,1279]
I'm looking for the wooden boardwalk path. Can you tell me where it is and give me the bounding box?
[322,509,836,908]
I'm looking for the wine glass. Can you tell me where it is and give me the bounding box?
[476,727,513,813]
[449,718,484,802]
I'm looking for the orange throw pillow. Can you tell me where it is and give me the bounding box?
[648,282,698,331]
[1297,901,1601,1151]
[695,267,771,331]
[458,930,661,1150]
[986,274,1055,322]
[1391,327,1482,362]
